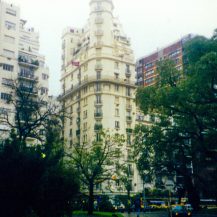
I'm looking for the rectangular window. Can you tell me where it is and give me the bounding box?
[69,129,72,136]
[83,110,87,119]
[146,69,155,77]
[6,8,16,16]
[126,64,130,73]
[115,108,119,117]
[96,133,101,142]
[115,96,119,104]
[42,73,49,80]
[115,121,120,128]
[126,87,131,97]
[114,62,119,69]
[2,64,14,72]
[40,87,48,95]
[114,84,119,92]
[3,49,15,58]
[83,122,87,131]
[96,71,101,79]
[1,92,11,101]
[84,97,88,106]
[4,35,15,44]
[127,134,131,145]
[95,83,101,92]
[145,62,154,69]
[96,95,101,103]
[145,77,155,84]
[5,21,16,30]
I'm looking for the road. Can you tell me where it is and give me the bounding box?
[122,211,217,217]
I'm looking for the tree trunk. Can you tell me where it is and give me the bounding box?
[185,176,200,211]
[127,188,131,213]
[88,181,94,215]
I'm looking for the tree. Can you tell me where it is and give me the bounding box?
[0,81,60,145]
[134,31,217,209]
[0,117,80,217]
[66,131,124,215]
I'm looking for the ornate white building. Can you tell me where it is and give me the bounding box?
[60,0,143,194]
[0,1,49,140]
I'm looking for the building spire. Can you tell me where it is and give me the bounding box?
[90,0,114,10]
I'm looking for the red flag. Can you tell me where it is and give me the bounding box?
[71,60,80,66]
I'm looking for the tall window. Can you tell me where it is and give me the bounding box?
[96,95,101,103]
[96,133,101,142]
[115,108,119,117]
[126,87,131,97]
[96,83,101,92]
[126,64,130,73]
[114,62,119,69]
[115,121,120,128]
[114,84,119,92]
[96,71,101,79]
[127,134,131,145]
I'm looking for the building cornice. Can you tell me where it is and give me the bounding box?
[59,76,136,101]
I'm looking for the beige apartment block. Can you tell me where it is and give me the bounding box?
[0,1,49,141]
[60,0,143,194]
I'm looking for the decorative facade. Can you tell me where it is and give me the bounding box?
[60,0,143,193]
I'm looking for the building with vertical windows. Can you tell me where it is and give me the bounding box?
[59,0,143,193]
[0,1,49,140]
[136,34,193,87]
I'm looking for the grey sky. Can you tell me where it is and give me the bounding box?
[5,0,217,96]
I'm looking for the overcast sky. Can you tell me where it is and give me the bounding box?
[4,0,217,96]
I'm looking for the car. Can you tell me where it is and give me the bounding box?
[170,205,192,217]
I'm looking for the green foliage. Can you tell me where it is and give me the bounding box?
[0,119,79,217]
[135,30,217,209]
[97,195,114,212]
[67,131,125,215]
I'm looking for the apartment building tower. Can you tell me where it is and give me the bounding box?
[60,0,143,193]
[0,1,49,139]
[136,34,193,87]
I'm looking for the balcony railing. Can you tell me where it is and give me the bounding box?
[95,63,103,71]
[19,85,38,95]
[94,6,104,12]
[125,70,131,77]
[95,17,104,24]
[126,116,132,122]
[18,73,38,81]
[94,101,103,106]
[2,78,13,87]
[94,112,103,118]
[126,128,133,134]
[95,30,103,36]
[94,41,103,48]
[18,56,39,68]
[126,104,132,110]
[94,124,103,131]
